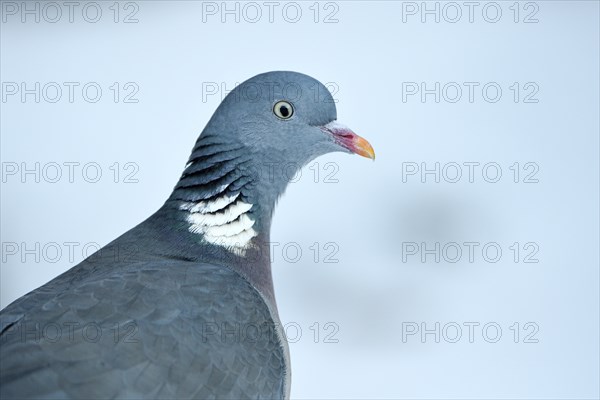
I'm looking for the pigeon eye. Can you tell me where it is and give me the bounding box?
[273,101,294,120]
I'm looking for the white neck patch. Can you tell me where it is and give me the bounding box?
[180,193,258,256]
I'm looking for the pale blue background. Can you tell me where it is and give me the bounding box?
[1,1,599,398]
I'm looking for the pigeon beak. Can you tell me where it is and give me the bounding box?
[320,121,376,160]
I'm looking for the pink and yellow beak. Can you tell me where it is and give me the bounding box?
[320,121,375,160]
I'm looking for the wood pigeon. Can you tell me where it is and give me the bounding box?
[0,71,375,399]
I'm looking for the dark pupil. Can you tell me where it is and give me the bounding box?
[279,105,290,117]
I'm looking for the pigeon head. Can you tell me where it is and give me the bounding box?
[201,71,375,170]
[167,71,374,271]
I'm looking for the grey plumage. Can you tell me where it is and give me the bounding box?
[0,71,374,399]
[1,260,286,398]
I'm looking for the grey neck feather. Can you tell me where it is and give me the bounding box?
[152,131,292,306]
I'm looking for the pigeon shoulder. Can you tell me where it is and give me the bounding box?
[0,260,289,399]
